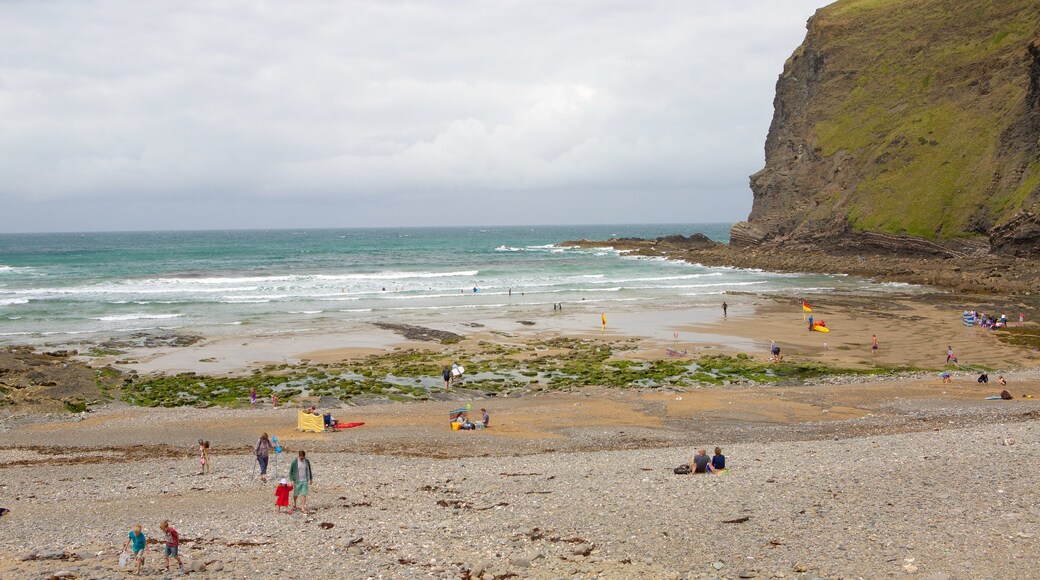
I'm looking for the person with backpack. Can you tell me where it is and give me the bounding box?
[254,433,271,483]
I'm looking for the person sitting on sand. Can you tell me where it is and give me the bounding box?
[711,447,726,473]
[690,448,715,474]
[481,408,489,427]
[998,375,1007,386]
[978,372,989,384]
[941,371,952,383]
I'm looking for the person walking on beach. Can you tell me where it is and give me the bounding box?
[722,301,728,318]
[871,334,879,357]
[288,450,314,514]
[202,441,212,474]
[271,393,278,407]
[442,367,451,391]
[946,345,956,365]
[158,520,184,573]
[254,433,271,483]
[123,523,146,575]
[250,387,257,409]
[275,478,293,513]
[196,439,207,475]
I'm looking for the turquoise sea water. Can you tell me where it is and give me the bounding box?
[0,224,900,344]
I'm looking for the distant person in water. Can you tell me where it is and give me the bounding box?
[722,301,728,318]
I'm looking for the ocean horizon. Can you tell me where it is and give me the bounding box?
[0,223,910,346]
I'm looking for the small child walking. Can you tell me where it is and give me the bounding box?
[123,523,146,575]
[275,478,293,513]
[250,387,257,408]
[159,520,184,572]
[197,439,212,475]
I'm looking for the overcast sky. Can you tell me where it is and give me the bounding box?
[0,0,827,233]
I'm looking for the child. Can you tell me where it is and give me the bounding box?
[158,520,184,572]
[250,387,257,408]
[275,478,293,513]
[203,441,212,474]
[941,371,952,383]
[272,393,278,407]
[197,439,206,475]
[123,523,146,575]
[711,447,726,473]
[999,375,1007,386]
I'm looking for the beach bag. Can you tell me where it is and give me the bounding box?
[119,550,129,568]
[1001,390,1013,400]
[674,464,691,475]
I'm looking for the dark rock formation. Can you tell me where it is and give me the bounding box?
[373,323,462,344]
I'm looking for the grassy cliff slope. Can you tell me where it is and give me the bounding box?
[736,0,1040,254]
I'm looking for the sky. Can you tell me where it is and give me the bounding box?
[0,0,828,233]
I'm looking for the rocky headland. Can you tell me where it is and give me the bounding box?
[730,0,1040,258]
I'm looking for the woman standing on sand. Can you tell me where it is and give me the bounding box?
[255,433,271,483]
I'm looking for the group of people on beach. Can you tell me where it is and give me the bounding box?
[964,310,1023,330]
[249,387,279,408]
[251,433,314,513]
[125,438,315,573]
[442,362,465,389]
[678,447,726,475]
[121,520,183,575]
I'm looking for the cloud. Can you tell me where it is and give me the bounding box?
[0,0,825,231]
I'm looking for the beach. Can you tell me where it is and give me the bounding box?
[3,279,1040,578]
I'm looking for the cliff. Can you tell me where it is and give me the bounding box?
[731,0,1040,258]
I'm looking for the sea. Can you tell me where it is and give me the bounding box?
[0,224,909,346]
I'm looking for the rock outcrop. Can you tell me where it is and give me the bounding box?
[732,0,1040,257]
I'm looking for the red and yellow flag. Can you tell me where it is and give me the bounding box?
[802,301,812,312]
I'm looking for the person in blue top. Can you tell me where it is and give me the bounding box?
[711,447,726,472]
[123,523,146,574]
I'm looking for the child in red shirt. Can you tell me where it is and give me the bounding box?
[158,520,184,572]
[275,478,293,513]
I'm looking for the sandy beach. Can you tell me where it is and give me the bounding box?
[3,289,1040,579]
